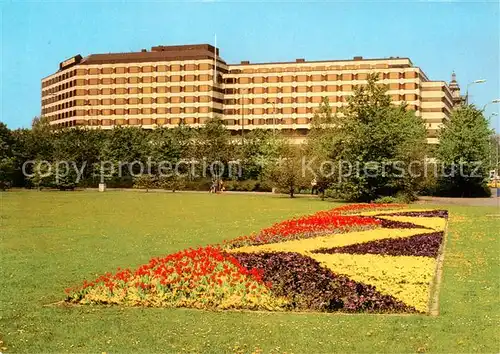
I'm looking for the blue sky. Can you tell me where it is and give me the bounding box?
[1,1,499,131]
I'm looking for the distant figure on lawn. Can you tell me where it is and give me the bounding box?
[311,178,318,195]
[210,179,217,193]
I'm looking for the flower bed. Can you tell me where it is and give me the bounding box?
[65,203,448,314]
[225,208,382,248]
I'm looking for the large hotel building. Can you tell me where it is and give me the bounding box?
[41,44,463,144]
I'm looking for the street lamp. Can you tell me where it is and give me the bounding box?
[465,79,486,105]
[267,99,277,136]
[489,100,500,195]
[240,88,246,143]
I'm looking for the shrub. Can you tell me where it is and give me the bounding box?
[158,175,186,192]
[373,196,399,204]
[133,174,157,192]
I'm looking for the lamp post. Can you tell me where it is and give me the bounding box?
[489,100,500,195]
[465,79,486,105]
[240,88,246,143]
[267,99,277,136]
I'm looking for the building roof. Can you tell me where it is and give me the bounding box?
[80,44,225,65]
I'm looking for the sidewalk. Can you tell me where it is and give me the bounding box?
[417,194,499,207]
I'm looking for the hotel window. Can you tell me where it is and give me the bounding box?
[184,85,196,92]
[312,86,323,93]
[297,75,308,82]
[282,75,294,83]
[184,75,196,82]
[129,108,139,115]
[388,72,399,80]
[312,96,322,103]
[142,76,153,84]
[142,108,153,114]
[115,67,126,74]
[102,88,113,95]
[342,73,352,81]
[297,86,308,93]
[171,107,181,114]
[156,86,168,94]
[184,64,197,71]
[88,88,99,95]
[199,85,210,92]
[157,107,168,114]
[170,64,182,72]
[128,66,140,74]
[142,97,153,104]
[170,75,182,82]
[102,67,113,75]
[128,97,139,104]
[253,77,264,84]
[170,86,181,93]
[156,97,168,104]
[115,98,126,105]
[101,77,113,85]
[142,66,153,73]
[129,87,139,94]
[142,87,153,94]
[88,78,99,85]
[88,68,100,75]
[115,87,127,95]
[199,63,211,70]
[170,96,182,104]
[157,65,168,72]
[185,96,196,103]
[128,77,139,84]
[76,69,86,76]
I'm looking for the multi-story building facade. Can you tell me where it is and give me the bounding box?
[41,44,460,144]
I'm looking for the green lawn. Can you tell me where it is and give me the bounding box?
[1,191,498,353]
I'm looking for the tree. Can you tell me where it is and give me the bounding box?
[195,117,232,179]
[236,129,280,181]
[436,105,492,197]
[0,122,15,189]
[307,74,428,201]
[265,139,308,198]
[306,97,342,198]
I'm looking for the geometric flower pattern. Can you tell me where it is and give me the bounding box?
[65,205,448,314]
[228,210,447,313]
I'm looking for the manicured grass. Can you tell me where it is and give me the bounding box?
[1,191,498,352]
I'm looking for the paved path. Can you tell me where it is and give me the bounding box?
[417,194,499,207]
